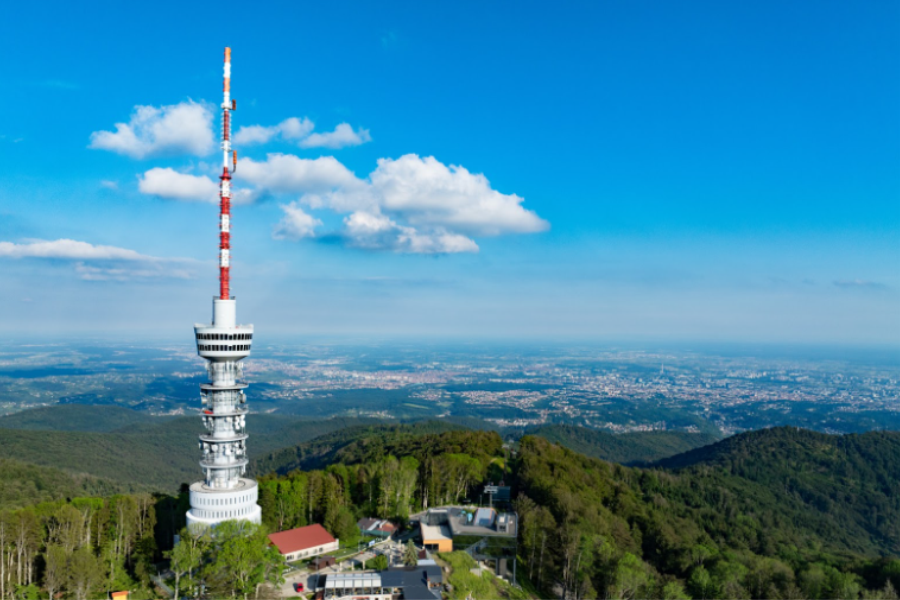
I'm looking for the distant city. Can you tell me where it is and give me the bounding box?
[2,341,897,436]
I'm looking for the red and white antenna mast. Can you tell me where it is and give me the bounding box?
[219,47,236,300]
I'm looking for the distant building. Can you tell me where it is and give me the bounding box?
[268,524,339,562]
[419,521,453,553]
[357,517,397,538]
[411,506,518,583]
[414,506,517,539]
[314,565,442,600]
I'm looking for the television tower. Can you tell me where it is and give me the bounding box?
[186,47,261,528]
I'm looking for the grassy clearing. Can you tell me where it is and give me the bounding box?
[437,551,532,600]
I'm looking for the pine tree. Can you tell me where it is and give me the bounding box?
[403,540,418,567]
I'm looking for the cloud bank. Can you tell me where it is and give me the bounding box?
[0,239,195,280]
[89,101,214,159]
[103,101,546,254]
[240,153,548,253]
[233,117,314,145]
[234,117,370,149]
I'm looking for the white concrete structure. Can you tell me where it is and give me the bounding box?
[185,47,261,528]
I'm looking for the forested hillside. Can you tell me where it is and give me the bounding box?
[0,458,133,510]
[0,406,380,491]
[256,429,503,536]
[516,432,900,599]
[0,405,163,432]
[3,417,900,599]
[654,426,900,555]
[249,420,475,475]
[528,424,720,465]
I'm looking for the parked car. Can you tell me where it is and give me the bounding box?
[293,582,304,592]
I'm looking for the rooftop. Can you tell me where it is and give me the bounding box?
[324,572,381,589]
[412,506,517,538]
[358,517,396,532]
[419,522,452,542]
[268,524,336,554]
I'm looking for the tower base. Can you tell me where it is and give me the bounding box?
[186,478,261,528]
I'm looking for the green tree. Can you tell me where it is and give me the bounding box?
[403,540,418,567]
[661,580,691,600]
[883,561,900,595]
[688,566,714,600]
[711,560,749,599]
[43,545,68,600]
[331,506,359,547]
[801,565,828,599]
[365,554,389,571]
[67,546,101,600]
[610,553,652,600]
[166,527,207,600]
[204,521,285,600]
[827,568,861,600]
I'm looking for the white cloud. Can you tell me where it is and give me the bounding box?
[273,202,323,240]
[89,101,214,159]
[368,155,548,235]
[233,125,277,145]
[233,117,368,149]
[74,262,192,281]
[280,117,316,140]
[342,211,478,253]
[126,146,545,254]
[233,117,314,145]
[0,239,196,280]
[100,180,119,190]
[139,168,218,203]
[0,239,153,260]
[255,153,547,254]
[299,123,372,149]
[138,167,258,205]
[237,154,363,195]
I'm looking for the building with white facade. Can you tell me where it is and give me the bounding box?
[268,524,339,562]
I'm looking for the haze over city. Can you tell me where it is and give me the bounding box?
[1,1,897,344]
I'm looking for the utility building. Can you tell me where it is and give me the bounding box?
[268,524,339,562]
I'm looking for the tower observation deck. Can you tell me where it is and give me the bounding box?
[185,47,261,528]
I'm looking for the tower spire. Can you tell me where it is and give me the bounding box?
[219,47,233,300]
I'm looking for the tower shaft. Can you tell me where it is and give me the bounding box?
[186,48,261,528]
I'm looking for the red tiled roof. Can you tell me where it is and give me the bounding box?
[268,524,336,554]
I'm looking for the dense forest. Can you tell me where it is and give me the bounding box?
[0,458,129,511]
[527,424,720,465]
[0,411,381,492]
[2,420,900,599]
[0,494,160,600]
[515,433,900,599]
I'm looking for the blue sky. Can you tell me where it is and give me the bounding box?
[1,1,897,344]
